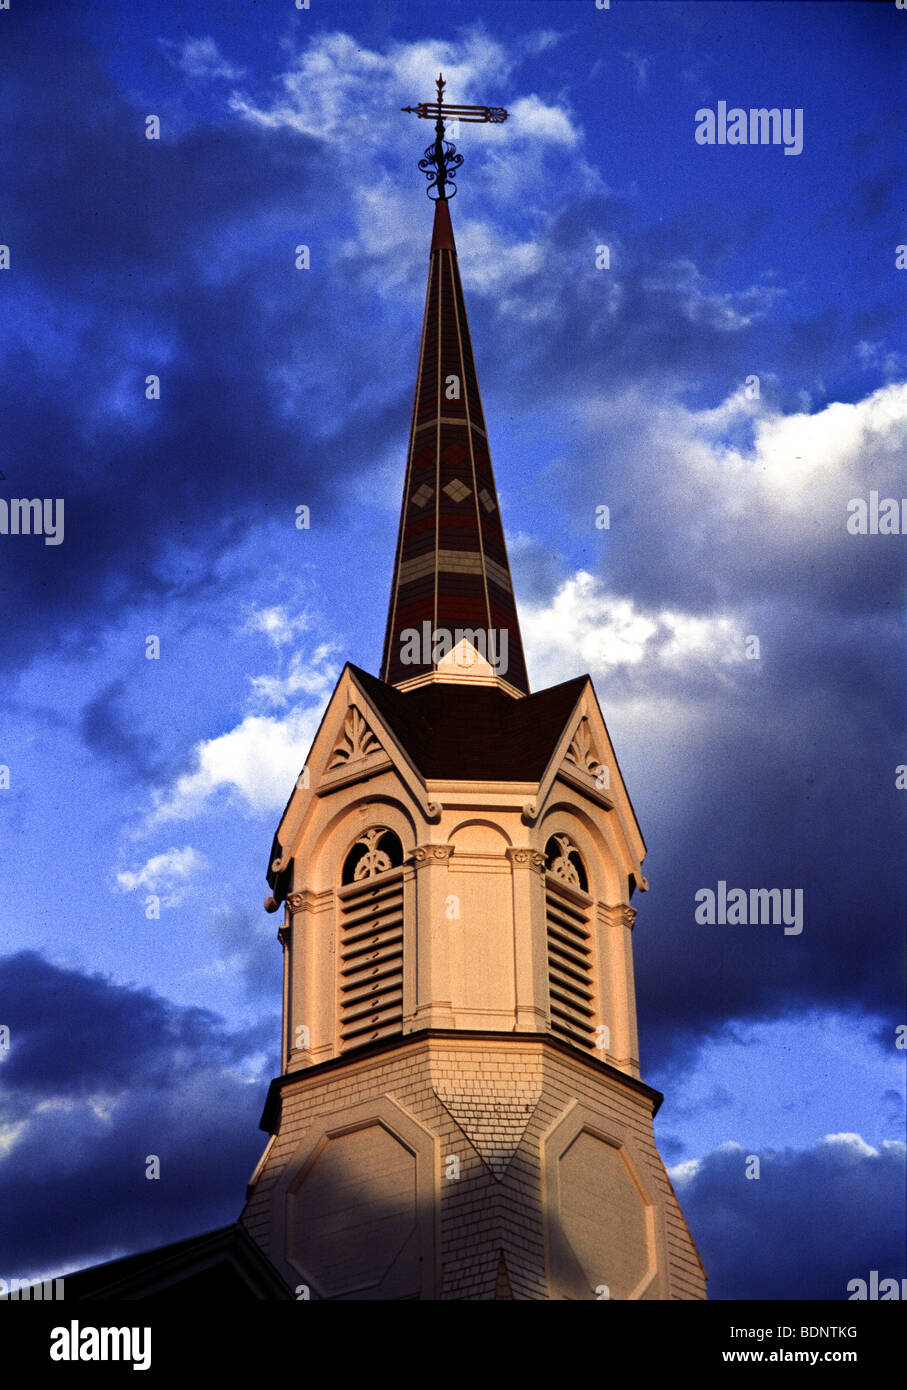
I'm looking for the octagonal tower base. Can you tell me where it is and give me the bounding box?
[241,1032,706,1301]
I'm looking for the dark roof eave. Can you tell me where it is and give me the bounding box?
[260,1029,663,1133]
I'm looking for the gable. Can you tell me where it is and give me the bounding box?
[533,687,647,878]
[267,666,439,894]
[266,664,645,900]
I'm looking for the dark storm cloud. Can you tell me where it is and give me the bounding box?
[0,951,264,1098]
[80,679,160,780]
[2,5,898,700]
[473,187,902,431]
[0,951,272,1272]
[675,1137,906,1299]
[0,8,407,679]
[475,197,786,402]
[631,689,906,1071]
[209,907,283,1004]
[0,1073,266,1276]
[497,197,904,1073]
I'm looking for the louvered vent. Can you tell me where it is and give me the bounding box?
[545,834,595,1049]
[339,828,404,1052]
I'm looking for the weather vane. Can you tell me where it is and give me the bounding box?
[401,73,508,200]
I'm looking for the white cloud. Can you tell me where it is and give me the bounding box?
[524,573,656,671]
[508,95,578,147]
[667,1157,701,1184]
[670,1142,744,1185]
[221,27,608,334]
[684,379,907,516]
[621,51,650,94]
[521,570,746,691]
[148,705,322,822]
[230,31,514,142]
[0,1120,28,1159]
[452,216,546,300]
[855,340,907,380]
[578,379,907,572]
[249,649,339,708]
[228,30,587,263]
[161,37,246,82]
[520,30,563,58]
[820,1133,879,1158]
[87,1095,118,1124]
[143,631,338,824]
[642,259,784,332]
[229,31,582,153]
[243,604,310,648]
[114,846,207,906]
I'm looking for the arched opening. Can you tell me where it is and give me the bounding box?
[545,834,589,893]
[342,827,404,885]
[338,827,406,1052]
[544,834,594,1049]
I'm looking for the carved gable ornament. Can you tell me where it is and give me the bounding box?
[564,719,604,781]
[328,705,383,770]
[554,716,614,810]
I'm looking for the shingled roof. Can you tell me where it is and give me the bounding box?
[352,665,587,782]
[61,1223,293,1300]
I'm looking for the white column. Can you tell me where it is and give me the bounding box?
[506,848,549,1031]
[601,903,640,1077]
[409,844,456,1029]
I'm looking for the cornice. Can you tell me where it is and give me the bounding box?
[259,1028,663,1133]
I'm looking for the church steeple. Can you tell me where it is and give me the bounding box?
[381,82,529,697]
[242,80,706,1303]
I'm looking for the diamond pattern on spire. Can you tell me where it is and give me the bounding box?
[411,483,434,508]
[443,478,471,503]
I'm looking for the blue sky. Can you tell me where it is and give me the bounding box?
[0,0,904,1299]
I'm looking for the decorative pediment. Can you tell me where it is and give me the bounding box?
[327,705,382,770]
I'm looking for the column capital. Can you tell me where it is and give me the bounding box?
[602,902,637,930]
[410,843,454,864]
[506,847,547,874]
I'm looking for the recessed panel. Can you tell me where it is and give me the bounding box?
[557,1130,653,1299]
[288,1122,416,1296]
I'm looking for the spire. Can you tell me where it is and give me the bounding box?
[380,196,530,697]
[382,80,528,697]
